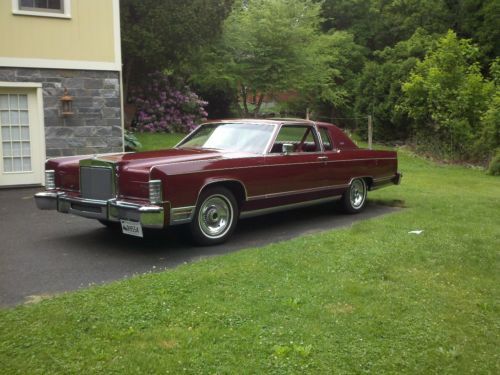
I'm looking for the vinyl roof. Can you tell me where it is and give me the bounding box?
[205,118,331,126]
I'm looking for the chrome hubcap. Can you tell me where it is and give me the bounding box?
[198,195,233,238]
[350,179,366,209]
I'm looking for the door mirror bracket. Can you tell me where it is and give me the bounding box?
[282,143,294,155]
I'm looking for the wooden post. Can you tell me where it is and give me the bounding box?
[368,115,373,150]
[306,108,310,120]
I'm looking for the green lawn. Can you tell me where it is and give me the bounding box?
[135,132,185,151]
[1,138,499,373]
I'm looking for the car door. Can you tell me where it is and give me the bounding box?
[246,124,329,204]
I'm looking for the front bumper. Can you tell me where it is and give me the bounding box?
[34,191,165,229]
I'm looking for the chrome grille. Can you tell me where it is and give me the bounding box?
[80,166,114,200]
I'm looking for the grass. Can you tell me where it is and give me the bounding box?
[1,136,499,373]
[135,132,185,151]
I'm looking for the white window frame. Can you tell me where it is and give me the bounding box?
[12,0,71,19]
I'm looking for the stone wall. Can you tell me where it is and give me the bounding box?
[0,67,123,157]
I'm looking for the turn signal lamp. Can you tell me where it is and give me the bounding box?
[149,180,162,205]
[45,170,56,190]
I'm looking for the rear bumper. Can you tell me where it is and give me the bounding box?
[34,191,165,229]
[370,172,403,190]
[394,172,403,185]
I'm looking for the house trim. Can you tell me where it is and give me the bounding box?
[112,0,122,72]
[0,57,121,71]
[0,81,42,88]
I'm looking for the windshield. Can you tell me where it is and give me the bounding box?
[177,122,275,154]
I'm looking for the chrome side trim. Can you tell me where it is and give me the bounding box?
[247,183,348,201]
[196,178,248,204]
[373,175,395,182]
[165,158,398,177]
[240,195,342,219]
[369,173,402,190]
[170,206,196,225]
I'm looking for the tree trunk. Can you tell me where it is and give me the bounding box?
[240,85,249,116]
[253,93,265,117]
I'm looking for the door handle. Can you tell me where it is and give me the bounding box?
[317,156,328,161]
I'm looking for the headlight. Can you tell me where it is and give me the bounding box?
[45,170,55,190]
[149,180,162,205]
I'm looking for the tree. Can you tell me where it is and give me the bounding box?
[290,30,366,122]
[455,0,500,64]
[354,29,437,140]
[400,31,496,160]
[120,0,234,98]
[223,0,324,115]
[196,0,364,116]
[321,0,452,50]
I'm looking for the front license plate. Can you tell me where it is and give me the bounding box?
[120,220,143,238]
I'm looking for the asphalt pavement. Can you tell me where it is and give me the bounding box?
[0,187,398,307]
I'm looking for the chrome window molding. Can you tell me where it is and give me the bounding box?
[265,122,324,155]
[175,121,278,155]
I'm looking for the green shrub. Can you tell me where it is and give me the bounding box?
[487,150,500,175]
[124,131,142,151]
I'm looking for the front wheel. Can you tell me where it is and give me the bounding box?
[190,187,238,246]
[340,178,367,213]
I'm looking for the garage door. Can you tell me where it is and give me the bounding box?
[0,88,44,187]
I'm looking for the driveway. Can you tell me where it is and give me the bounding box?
[0,187,397,307]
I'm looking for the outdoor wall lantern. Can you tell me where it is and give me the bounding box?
[60,88,74,116]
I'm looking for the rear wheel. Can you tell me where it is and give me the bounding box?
[340,178,367,213]
[190,187,238,246]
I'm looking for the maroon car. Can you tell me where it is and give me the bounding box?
[35,119,402,245]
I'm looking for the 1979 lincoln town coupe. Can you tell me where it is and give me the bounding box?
[35,119,402,245]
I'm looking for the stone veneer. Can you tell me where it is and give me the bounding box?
[0,67,123,157]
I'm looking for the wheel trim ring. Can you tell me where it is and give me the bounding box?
[350,179,366,209]
[198,194,234,239]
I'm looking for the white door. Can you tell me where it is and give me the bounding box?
[0,88,45,187]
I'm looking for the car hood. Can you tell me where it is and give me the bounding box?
[97,148,225,172]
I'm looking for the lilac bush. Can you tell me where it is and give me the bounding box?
[130,72,208,133]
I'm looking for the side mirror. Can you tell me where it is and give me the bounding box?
[282,143,294,155]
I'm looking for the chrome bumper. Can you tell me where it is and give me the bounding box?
[34,191,165,229]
